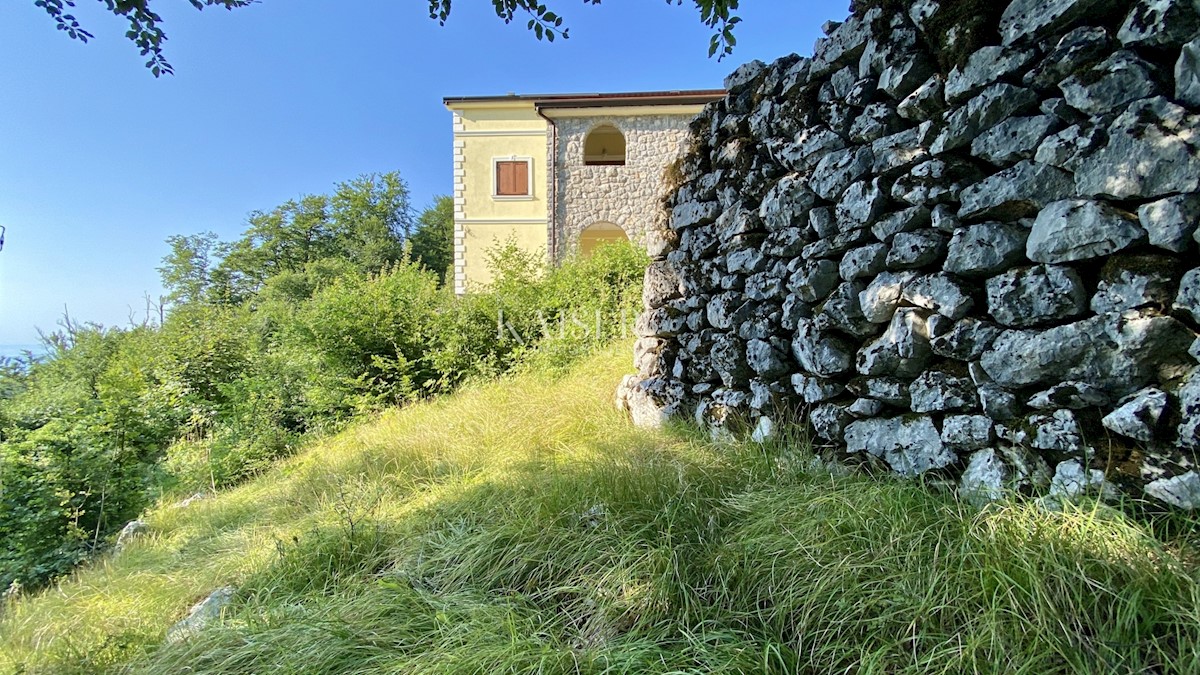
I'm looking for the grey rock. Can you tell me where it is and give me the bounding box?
[166,587,237,644]
[859,270,917,323]
[707,292,747,331]
[910,370,978,413]
[792,372,846,403]
[959,161,1075,221]
[943,415,996,452]
[1023,26,1114,90]
[879,52,935,100]
[1028,199,1146,264]
[887,230,948,269]
[873,206,932,242]
[750,416,777,444]
[818,281,878,339]
[644,228,676,260]
[931,84,1039,155]
[945,46,1037,104]
[780,294,812,331]
[635,308,687,338]
[793,318,855,377]
[711,334,752,388]
[959,448,1008,505]
[871,128,930,177]
[986,264,1088,328]
[1118,0,1200,48]
[907,0,940,31]
[1060,51,1160,116]
[114,519,149,553]
[844,416,956,477]
[849,103,904,143]
[1074,97,1200,200]
[1091,255,1180,315]
[724,60,768,93]
[1175,268,1200,323]
[726,248,767,276]
[892,158,983,207]
[970,115,1059,165]
[897,74,946,122]
[809,206,838,239]
[1039,97,1082,122]
[643,261,682,309]
[981,312,1196,394]
[930,204,960,233]
[787,259,841,303]
[1027,381,1110,409]
[811,8,880,77]
[1145,472,1200,509]
[1102,387,1168,442]
[616,375,685,429]
[634,338,673,379]
[979,383,1022,420]
[849,376,912,407]
[903,273,975,320]
[1000,0,1121,46]
[672,201,720,231]
[801,228,873,260]
[1034,124,1101,169]
[1179,370,1200,449]
[1027,409,1085,452]
[848,397,886,418]
[1139,194,1200,253]
[811,403,853,441]
[789,127,848,172]
[944,222,1029,277]
[762,228,809,258]
[931,318,1003,360]
[840,243,889,281]
[811,146,875,201]
[1045,459,1113,503]
[746,338,791,379]
[857,308,933,377]
[715,203,763,242]
[759,174,818,232]
[1179,37,1200,106]
[836,178,888,231]
[680,225,717,257]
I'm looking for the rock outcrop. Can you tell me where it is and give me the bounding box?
[625,0,1200,508]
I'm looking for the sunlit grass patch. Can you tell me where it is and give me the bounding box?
[3,341,1200,675]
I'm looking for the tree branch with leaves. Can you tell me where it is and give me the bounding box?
[34,0,742,76]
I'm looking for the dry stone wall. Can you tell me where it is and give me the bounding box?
[618,0,1200,508]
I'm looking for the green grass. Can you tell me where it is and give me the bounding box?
[2,342,1199,674]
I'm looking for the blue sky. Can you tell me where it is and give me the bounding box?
[0,0,848,348]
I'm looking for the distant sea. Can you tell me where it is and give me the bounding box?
[0,343,46,360]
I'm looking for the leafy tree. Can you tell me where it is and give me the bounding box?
[35,0,742,75]
[159,231,221,306]
[208,172,411,303]
[410,196,454,284]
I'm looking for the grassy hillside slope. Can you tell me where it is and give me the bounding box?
[2,343,1199,674]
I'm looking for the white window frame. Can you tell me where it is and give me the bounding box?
[492,155,535,201]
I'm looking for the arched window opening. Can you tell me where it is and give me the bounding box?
[583,125,626,166]
[579,222,629,257]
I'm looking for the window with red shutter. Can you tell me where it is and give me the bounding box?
[495,160,530,197]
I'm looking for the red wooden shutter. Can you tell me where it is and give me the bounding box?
[496,161,529,196]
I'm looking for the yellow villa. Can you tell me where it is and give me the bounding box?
[443,90,725,294]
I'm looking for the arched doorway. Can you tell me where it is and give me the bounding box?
[583,124,626,166]
[579,221,629,257]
